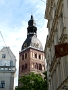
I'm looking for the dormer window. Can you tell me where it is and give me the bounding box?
[2,54,6,58]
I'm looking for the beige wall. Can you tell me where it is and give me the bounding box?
[0,73,14,90]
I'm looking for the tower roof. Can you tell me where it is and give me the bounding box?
[21,15,43,51]
[27,15,37,38]
[21,35,43,51]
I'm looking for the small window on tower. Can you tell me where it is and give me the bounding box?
[25,64,27,69]
[35,63,38,69]
[39,54,41,59]
[22,55,24,60]
[22,65,24,70]
[25,53,27,59]
[35,53,37,58]
[2,54,6,58]
[39,64,42,70]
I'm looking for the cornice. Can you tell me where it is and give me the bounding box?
[19,46,44,54]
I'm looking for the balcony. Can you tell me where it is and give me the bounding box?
[0,66,16,73]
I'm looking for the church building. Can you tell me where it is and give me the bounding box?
[19,15,45,78]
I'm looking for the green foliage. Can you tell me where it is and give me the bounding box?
[15,72,48,90]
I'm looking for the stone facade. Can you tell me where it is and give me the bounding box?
[45,0,68,90]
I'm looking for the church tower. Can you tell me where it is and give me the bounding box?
[19,15,45,78]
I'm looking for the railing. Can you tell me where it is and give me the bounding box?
[0,66,16,72]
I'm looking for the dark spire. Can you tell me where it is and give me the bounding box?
[27,15,37,38]
[31,15,33,19]
[28,15,36,27]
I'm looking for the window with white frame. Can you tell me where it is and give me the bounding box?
[0,81,5,88]
[2,54,6,58]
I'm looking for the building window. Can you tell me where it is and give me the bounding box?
[39,54,41,59]
[42,65,45,70]
[39,64,42,70]
[10,60,13,66]
[2,54,6,58]
[32,63,34,68]
[35,53,37,58]
[25,53,27,59]
[0,81,5,88]
[22,65,24,70]
[22,55,24,60]
[35,63,38,69]
[25,64,27,69]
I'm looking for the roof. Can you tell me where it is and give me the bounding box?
[21,35,43,51]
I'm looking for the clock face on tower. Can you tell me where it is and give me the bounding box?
[24,43,27,48]
[34,43,39,48]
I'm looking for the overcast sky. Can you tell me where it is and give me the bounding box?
[0,0,48,86]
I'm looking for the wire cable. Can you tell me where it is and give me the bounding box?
[0,31,6,46]
[41,0,46,4]
[0,31,12,60]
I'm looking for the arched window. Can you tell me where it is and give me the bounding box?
[39,64,42,70]
[25,64,27,69]
[35,63,38,69]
